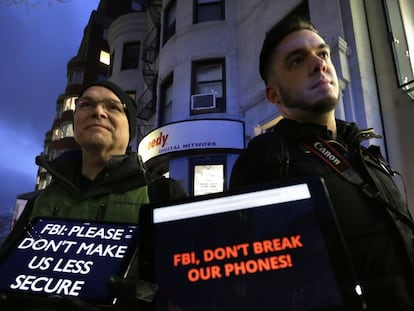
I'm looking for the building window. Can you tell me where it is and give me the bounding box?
[109,51,115,76]
[96,73,107,81]
[68,69,84,85]
[100,50,110,66]
[191,157,226,196]
[64,96,77,112]
[61,122,74,138]
[121,42,140,70]
[191,58,225,114]
[38,172,53,190]
[102,28,108,40]
[49,150,56,160]
[163,0,176,45]
[38,177,47,190]
[194,0,225,24]
[56,102,64,118]
[159,73,173,125]
[131,0,145,11]
[52,127,62,141]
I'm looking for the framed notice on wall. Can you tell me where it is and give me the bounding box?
[193,164,224,196]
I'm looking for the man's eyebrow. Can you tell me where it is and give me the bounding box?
[318,43,331,51]
[283,43,331,64]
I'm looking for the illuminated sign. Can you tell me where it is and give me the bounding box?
[0,218,138,305]
[138,119,244,162]
[139,177,366,310]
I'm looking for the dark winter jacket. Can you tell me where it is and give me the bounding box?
[230,118,414,310]
[0,149,186,311]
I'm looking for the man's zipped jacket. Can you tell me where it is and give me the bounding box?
[0,149,186,310]
[230,118,414,309]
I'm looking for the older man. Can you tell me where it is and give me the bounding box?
[28,80,149,222]
[1,80,185,310]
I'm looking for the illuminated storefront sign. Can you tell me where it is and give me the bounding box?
[138,119,245,162]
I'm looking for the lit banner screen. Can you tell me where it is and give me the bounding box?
[0,218,138,305]
[139,177,366,310]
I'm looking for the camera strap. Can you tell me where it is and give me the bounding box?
[301,137,414,230]
[301,137,364,186]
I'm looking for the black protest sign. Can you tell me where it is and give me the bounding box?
[0,218,138,304]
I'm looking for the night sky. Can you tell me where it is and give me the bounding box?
[0,0,100,215]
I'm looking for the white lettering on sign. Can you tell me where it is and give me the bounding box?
[67,226,125,240]
[2,221,137,299]
[76,242,128,258]
[52,258,93,274]
[182,142,217,149]
[18,238,77,253]
[10,275,84,296]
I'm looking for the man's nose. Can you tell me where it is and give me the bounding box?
[91,102,108,117]
[311,55,327,74]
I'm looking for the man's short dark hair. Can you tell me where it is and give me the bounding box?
[259,15,318,84]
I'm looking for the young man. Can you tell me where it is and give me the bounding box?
[230,16,414,310]
[0,80,185,310]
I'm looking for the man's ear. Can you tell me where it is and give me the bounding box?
[265,85,281,105]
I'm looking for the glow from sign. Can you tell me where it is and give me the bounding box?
[153,183,311,223]
[138,120,244,162]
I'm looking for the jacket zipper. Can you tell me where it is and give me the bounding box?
[96,202,107,221]
[52,205,60,216]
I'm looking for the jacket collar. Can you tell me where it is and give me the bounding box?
[36,149,147,195]
[273,118,380,150]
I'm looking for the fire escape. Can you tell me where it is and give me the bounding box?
[136,0,162,144]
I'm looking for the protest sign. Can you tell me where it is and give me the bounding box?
[0,218,138,304]
[139,177,366,310]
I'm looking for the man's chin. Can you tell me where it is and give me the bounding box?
[78,135,107,149]
[83,141,106,151]
[311,103,336,113]
[308,97,338,113]
[283,94,338,111]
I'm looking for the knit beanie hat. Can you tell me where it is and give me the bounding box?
[78,80,137,143]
